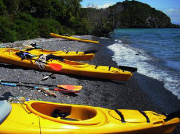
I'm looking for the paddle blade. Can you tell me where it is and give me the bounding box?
[54,88,78,93]
[56,85,82,93]
[48,63,62,71]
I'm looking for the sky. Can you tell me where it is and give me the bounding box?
[80,0,180,24]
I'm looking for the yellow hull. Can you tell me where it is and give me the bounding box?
[0,100,179,134]
[0,49,132,81]
[29,49,95,61]
[3,48,95,61]
[50,33,99,44]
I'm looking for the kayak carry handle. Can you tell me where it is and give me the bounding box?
[84,50,98,54]
[164,109,180,122]
[118,66,137,72]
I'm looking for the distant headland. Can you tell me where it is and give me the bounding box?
[82,0,180,37]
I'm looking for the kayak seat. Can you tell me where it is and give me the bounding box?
[51,109,78,121]
[0,100,12,124]
[61,117,79,121]
[46,54,64,62]
[51,109,70,118]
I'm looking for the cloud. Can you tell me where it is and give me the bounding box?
[164,9,180,15]
[84,3,113,9]
[163,9,180,24]
[165,9,175,12]
[96,3,113,9]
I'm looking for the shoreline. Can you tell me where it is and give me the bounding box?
[0,36,180,133]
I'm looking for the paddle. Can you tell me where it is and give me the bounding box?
[54,85,82,93]
[15,51,62,71]
[118,66,137,72]
[0,80,82,92]
[164,109,180,122]
[48,63,62,71]
[0,82,57,97]
[35,87,57,97]
[0,82,81,96]
[32,59,62,71]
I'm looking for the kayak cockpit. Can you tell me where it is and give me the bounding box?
[26,101,103,125]
[64,60,87,66]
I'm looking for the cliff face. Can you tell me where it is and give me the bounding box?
[82,1,179,37]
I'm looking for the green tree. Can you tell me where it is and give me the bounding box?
[14,13,38,40]
[0,0,7,16]
[38,18,63,37]
[19,0,31,12]
[0,16,17,42]
[3,0,21,14]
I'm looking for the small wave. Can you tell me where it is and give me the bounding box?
[100,37,109,39]
[108,40,180,99]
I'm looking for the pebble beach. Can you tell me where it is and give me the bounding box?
[0,35,180,133]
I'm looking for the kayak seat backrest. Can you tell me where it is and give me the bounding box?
[0,100,12,124]
[46,54,64,62]
[69,107,97,120]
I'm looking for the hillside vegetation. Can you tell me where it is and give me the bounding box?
[0,0,179,43]
[0,0,88,42]
[82,1,179,37]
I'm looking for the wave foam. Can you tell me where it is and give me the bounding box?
[108,40,180,99]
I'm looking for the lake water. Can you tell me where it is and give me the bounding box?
[108,28,180,99]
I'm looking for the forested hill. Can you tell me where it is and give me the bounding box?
[82,0,180,37]
[108,1,179,28]
[0,0,179,43]
[0,0,88,43]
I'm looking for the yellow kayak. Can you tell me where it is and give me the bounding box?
[27,49,95,61]
[50,33,99,44]
[0,48,135,81]
[0,100,179,133]
[1,47,96,61]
